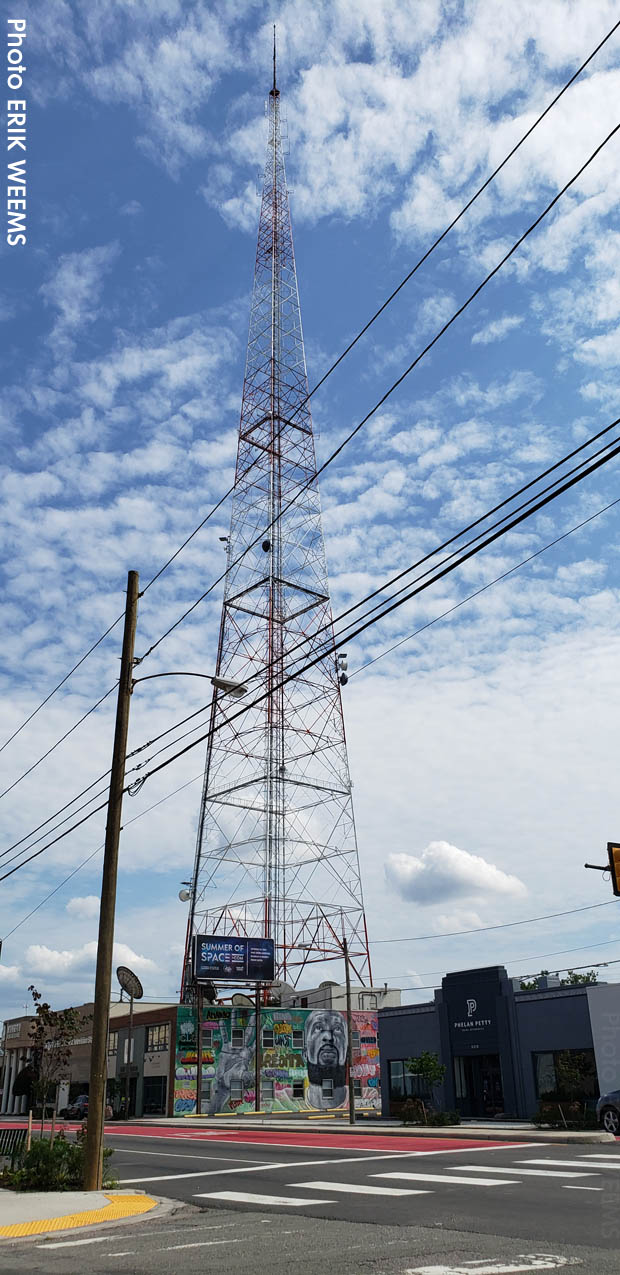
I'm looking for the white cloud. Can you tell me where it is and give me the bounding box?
[472,315,524,345]
[65,895,100,919]
[385,841,527,904]
[24,942,157,978]
[0,964,21,984]
[40,243,119,348]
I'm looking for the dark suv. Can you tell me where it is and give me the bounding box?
[597,1090,620,1134]
[59,1094,89,1120]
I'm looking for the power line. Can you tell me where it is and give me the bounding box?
[132,425,620,790]
[380,937,620,981]
[92,417,620,784]
[350,496,620,677]
[1,771,204,941]
[391,956,620,996]
[8,393,617,825]
[136,121,620,665]
[3,30,617,775]
[0,683,117,803]
[6,418,620,877]
[370,900,618,944]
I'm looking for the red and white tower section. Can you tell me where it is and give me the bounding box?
[182,54,371,994]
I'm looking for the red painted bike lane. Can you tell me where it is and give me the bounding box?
[3,1120,523,1153]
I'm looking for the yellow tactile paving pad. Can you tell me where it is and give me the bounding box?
[0,1193,157,1238]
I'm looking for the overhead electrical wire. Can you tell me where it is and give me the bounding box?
[6,417,620,872]
[135,121,620,665]
[0,771,205,943]
[349,495,620,678]
[125,427,620,796]
[385,956,620,996]
[379,937,620,981]
[3,409,613,882]
[4,19,616,766]
[370,899,618,944]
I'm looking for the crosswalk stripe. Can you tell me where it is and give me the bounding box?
[562,1185,603,1191]
[455,1164,596,1179]
[520,1158,620,1170]
[194,1191,335,1207]
[580,1154,620,1161]
[373,1171,517,1187]
[290,1180,428,1196]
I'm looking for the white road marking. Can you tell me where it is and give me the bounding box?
[580,1153,620,1160]
[290,1179,427,1196]
[118,1151,423,1184]
[196,1190,336,1206]
[521,1158,620,1169]
[455,1165,596,1179]
[119,1166,282,1184]
[37,1238,110,1249]
[161,1238,252,1251]
[374,1171,518,1186]
[113,1147,265,1163]
[107,1253,136,1258]
[562,1184,603,1191]
[405,1254,579,1273]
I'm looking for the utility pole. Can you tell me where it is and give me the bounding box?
[84,571,139,1190]
[124,990,134,1119]
[255,983,261,1112]
[196,985,203,1117]
[343,936,355,1125]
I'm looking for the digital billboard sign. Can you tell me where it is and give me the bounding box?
[193,935,275,983]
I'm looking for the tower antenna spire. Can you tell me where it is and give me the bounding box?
[272,24,277,95]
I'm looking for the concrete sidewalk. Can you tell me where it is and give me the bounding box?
[0,1188,159,1241]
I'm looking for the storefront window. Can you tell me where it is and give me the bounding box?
[533,1049,598,1102]
[389,1060,405,1101]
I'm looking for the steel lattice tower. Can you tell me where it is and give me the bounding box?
[182,46,371,994]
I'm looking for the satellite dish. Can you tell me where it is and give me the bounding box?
[231,993,254,1007]
[117,966,144,1000]
[178,889,191,902]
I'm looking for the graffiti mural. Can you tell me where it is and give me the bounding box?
[173,1006,380,1114]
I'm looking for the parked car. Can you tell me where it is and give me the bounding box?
[596,1090,620,1134]
[59,1094,89,1120]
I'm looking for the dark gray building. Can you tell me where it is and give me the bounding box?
[379,965,618,1119]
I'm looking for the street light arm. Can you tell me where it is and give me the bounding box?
[132,672,218,685]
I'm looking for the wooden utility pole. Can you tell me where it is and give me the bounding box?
[196,986,203,1117]
[84,571,139,1190]
[254,983,261,1111]
[343,937,355,1125]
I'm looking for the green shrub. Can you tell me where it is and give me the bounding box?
[0,1131,116,1192]
[532,1102,598,1131]
[401,1098,460,1127]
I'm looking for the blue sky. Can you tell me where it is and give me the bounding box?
[2,0,620,1020]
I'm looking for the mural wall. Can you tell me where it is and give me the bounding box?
[174,1005,380,1115]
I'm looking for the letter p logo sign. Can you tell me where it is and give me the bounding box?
[466,998,477,1017]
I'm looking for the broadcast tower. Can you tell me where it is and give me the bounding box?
[182,39,371,995]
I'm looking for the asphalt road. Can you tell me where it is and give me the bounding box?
[3,1128,620,1275]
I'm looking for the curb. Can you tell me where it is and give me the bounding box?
[0,1191,158,1241]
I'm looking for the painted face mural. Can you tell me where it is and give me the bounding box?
[173,1006,380,1114]
[303,1009,348,1109]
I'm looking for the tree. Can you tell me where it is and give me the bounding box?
[520,969,598,990]
[28,987,91,1137]
[405,1051,446,1097]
